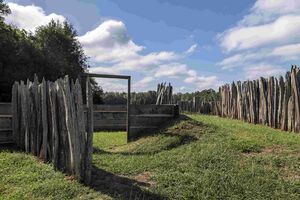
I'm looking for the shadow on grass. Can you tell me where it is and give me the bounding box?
[0,143,20,152]
[94,114,217,156]
[91,166,166,200]
[91,115,217,199]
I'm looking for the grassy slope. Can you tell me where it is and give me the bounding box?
[93,115,300,199]
[0,147,110,200]
[1,115,300,199]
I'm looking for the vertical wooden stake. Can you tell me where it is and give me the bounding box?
[127,76,131,142]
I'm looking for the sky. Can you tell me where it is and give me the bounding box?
[4,0,300,92]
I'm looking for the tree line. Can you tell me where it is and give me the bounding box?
[99,89,219,105]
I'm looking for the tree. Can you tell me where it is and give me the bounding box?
[34,20,88,81]
[0,19,43,101]
[0,0,10,21]
[0,3,103,102]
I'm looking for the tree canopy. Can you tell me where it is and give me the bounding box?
[0,1,101,102]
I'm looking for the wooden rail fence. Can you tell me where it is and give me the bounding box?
[11,75,93,184]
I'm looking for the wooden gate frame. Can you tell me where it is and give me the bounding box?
[83,73,131,142]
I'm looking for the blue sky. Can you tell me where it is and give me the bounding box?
[4,0,300,92]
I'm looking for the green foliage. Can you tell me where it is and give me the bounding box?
[102,92,128,105]
[131,91,157,105]
[34,20,87,80]
[174,88,220,102]
[0,0,10,21]
[98,91,157,105]
[0,3,98,102]
[97,89,219,105]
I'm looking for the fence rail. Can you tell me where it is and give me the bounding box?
[12,75,93,184]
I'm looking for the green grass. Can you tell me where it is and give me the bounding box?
[93,115,300,199]
[2,114,300,199]
[0,146,111,200]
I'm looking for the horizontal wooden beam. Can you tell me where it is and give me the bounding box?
[83,73,130,80]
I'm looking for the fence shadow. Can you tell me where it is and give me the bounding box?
[90,166,166,200]
[93,114,216,156]
[0,143,20,152]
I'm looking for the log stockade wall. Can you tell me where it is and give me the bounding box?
[130,104,179,139]
[156,82,173,105]
[177,98,221,116]
[0,103,13,143]
[92,105,127,131]
[92,104,179,140]
[11,75,93,184]
[180,65,300,134]
[1,103,179,136]
[218,65,299,132]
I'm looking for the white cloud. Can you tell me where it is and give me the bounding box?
[271,43,300,59]
[217,0,300,84]
[219,15,300,52]
[154,63,196,78]
[88,66,121,75]
[184,44,197,54]
[138,76,155,85]
[242,0,300,25]
[96,79,128,92]
[217,54,244,69]
[5,3,65,32]
[184,75,220,90]
[78,19,183,73]
[244,63,286,80]
[132,76,156,91]
[217,50,271,69]
[78,20,144,64]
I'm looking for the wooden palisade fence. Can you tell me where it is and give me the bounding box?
[182,65,300,133]
[156,82,173,105]
[178,99,221,116]
[218,65,300,132]
[11,75,93,184]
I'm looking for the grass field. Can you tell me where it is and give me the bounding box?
[93,115,300,199]
[1,114,300,199]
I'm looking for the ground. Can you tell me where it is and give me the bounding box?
[1,114,300,199]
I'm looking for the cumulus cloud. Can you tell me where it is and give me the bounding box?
[5,3,65,32]
[271,43,300,60]
[184,75,220,90]
[154,63,196,78]
[219,15,300,52]
[244,63,286,80]
[151,63,220,90]
[132,76,156,91]
[241,0,300,25]
[218,0,300,80]
[78,20,144,64]
[88,66,121,75]
[96,79,128,92]
[78,19,186,73]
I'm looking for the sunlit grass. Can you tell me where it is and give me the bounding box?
[2,114,300,199]
[93,114,300,199]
